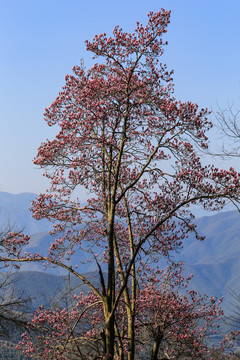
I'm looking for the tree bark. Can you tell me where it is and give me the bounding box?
[151,329,164,360]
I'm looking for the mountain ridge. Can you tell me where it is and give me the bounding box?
[0,192,240,313]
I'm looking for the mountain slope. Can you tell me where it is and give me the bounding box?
[0,192,240,313]
[180,210,240,264]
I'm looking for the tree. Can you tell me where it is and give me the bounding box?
[0,226,30,339]
[17,264,224,359]
[215,103,240,157]
[2,8,240,359]
[0,270,28,337]
[219,290,240,359]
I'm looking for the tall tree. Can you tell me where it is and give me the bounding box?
[2,9,240,359]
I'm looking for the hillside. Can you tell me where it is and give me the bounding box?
[0,192,240,310]
[0,192,240,358]
[11,271,104,310]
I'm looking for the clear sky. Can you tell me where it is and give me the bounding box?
[1,0,240,195]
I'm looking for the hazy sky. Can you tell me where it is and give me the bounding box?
[1,0,240,195]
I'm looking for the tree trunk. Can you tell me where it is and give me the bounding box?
[151,330,163,360]
[105,204,115,359]
[127,313,135,360]
[105,315,115,359]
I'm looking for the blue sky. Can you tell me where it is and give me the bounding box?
[1,0,240,195]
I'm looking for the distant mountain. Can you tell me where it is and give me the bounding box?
[11,271,103,310]
[180,210,240,264]
[0,192,240,313]
[0,192,51,235]
[182,257,240,312]
[177,210,240,312]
